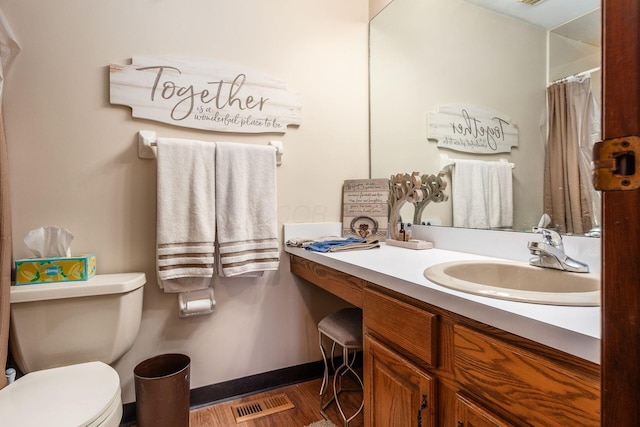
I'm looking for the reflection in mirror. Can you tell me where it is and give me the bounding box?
[545,9,601,235]
[389,172,448,240]
[370,0,601,235]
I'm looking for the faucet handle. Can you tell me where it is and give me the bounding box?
[532,227,564,249]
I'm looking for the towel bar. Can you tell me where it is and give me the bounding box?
[439,153,514,170]
[137,130,284,166]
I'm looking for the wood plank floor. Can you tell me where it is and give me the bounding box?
[189,378,364,427]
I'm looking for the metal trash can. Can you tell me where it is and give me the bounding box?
[134,353,191,427]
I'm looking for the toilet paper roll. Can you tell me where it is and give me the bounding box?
[186,299,213,313]
[178,288,215,318]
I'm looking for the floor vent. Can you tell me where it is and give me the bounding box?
[231,393,295,423]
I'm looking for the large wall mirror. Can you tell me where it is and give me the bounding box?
[370,0,601,235]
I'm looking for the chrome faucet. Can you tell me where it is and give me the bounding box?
[527,228,589,273]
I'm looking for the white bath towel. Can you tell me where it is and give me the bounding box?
[452,159,490,229]
[215,142,279,277]
[452,159,513,229]
[487,161,513,229]
[156,138,216,292]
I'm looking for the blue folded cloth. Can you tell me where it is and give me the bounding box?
[305,237,366,253]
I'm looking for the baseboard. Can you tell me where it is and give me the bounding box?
[120,358,337,426]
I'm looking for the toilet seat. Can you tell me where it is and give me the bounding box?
[0,361,122,427]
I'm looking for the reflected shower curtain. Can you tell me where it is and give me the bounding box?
[544,77,601,235]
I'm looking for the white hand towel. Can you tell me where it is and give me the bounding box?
[215,142,279,277]
[487,161,513,229]
[452,159,490,229]
[156,138,216,292]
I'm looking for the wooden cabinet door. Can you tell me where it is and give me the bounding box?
[364,334,435,427]
[455,393,516,427]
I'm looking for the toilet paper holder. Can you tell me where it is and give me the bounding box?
[178,288,216,318]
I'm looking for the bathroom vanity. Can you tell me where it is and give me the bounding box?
[286,226,600,427]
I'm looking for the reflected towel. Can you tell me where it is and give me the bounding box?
[452,159,490,228]
[452,159,512,229]
[487,161,513,229]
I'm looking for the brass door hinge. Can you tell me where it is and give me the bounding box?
[593,136,640,191]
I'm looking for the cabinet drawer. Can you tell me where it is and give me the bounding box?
[454,325,600,427]
[364,287,438,367]
[290,255,363,307]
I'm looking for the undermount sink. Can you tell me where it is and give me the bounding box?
[424,260,600,306]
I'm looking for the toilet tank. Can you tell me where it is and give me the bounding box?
[9,272,146,374]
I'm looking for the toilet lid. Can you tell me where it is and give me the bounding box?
[0,361,121,427]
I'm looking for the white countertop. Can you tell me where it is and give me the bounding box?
[286,233,601,364]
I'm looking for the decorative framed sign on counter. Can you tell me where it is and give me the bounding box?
[110,56,302,134]
[427,104,518,153]
[342,178,390,241]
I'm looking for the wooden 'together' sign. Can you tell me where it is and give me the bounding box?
[110,56,302,134]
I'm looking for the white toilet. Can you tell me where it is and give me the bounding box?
[0,272,146,426]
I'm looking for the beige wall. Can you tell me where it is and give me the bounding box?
[2,0,369,402]
[369,0,392,19]
[548,32,600,84]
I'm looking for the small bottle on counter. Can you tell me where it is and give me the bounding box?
[398,222,405,241]
[405,223,412,241]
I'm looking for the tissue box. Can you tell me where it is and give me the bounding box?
[15,255,96,285]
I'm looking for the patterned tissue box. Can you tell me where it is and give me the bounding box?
[15,255,96,285]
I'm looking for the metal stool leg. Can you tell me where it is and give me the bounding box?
[332,345,364,427]
[318,308,364,426]
[320,332,338,417]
